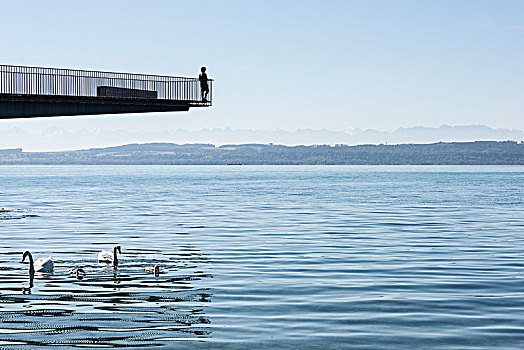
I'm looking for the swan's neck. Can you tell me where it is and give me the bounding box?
[25,252,35,275]
[113,247,119,267]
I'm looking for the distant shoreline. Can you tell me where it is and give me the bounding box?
[0,141,522,165]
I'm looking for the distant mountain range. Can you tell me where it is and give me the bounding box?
[0,125,522,152]
[1,141,522,165]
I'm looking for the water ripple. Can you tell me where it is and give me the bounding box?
[0,165,523,349]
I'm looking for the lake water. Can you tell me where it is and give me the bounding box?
[0,165,523,349]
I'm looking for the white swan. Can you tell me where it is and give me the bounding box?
[69,267,86,279]
[98,245,121,267]
[69,267,85,275]
[145,264,160,276]
[21,251,54,273]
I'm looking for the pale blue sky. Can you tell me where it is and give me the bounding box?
[0,0,523,136]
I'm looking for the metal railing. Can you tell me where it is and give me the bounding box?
[0,64,212,104]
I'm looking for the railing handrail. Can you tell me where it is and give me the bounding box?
[0,64,214,83]
[2,70,201,84]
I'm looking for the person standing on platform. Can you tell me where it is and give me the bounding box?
[199,67,209,102]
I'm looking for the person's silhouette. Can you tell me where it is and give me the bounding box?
[199,67,209,102]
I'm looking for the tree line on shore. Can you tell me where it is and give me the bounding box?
[0,141,522,165]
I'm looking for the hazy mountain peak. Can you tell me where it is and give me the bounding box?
[0,125,522,152]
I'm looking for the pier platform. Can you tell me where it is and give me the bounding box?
[0,65,212,118]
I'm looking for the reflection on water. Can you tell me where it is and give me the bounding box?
[0,244,212,348]
[0,210,39,221]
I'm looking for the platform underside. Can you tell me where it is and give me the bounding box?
[0,94,207,119]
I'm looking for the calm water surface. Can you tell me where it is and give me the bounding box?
[0,165,523,349]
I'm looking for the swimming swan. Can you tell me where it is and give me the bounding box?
[98,245,121,267]
[69,267,85,275]
[21,251,54,273]
[69,267,86,279]
[145,264,160,276]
